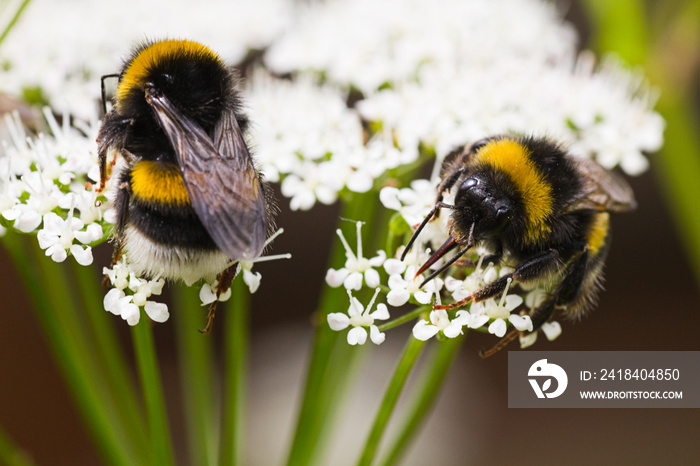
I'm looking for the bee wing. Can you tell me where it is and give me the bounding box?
[147,89,268,261]
[568,156,637,213]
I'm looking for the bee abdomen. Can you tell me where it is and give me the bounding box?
[126,160,218,250]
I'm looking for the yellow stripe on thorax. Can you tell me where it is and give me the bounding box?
[117,39,223,108]
[587,212,610,255]
[131,161,190,205]
[475,139,553,243]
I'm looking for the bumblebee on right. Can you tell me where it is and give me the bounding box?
[402,135,636,356]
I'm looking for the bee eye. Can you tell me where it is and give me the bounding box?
[462,177,478,190]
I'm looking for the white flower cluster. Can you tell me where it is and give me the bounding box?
[103,257,169,326]
[245,72,418,211]
[1,109,111,265]
[0,0,293,120]
[245,0,662,214]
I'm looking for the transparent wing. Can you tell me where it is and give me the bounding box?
[567,156,637,213]
[147,88,268,261]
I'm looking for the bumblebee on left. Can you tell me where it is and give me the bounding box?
[96,39,275,332]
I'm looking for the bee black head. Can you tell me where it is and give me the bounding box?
[115,39,232,132]
[451,173,512,242]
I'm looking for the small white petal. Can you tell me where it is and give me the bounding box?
[144,301,169,323]
[467,314,489,329]
[199,283,218,305]
[347,326,367,345]
[364,268,380,288]
[413,289,432,305]
[519,331,538,349]
[325,268,349,287]
[504,294,524,311]
[386,288,410,307]
[452,310,471,326]
[488,319,507,337]
[383,258,406,275]
[122,302,140,326]
[368,250,386,267]
[442,322,464,339]
[243,269,262,293]
[218,286,232,302]
[412,320,439,341]
[542,321,562,341]
[370,303,390,321]
[369,325,385,345]
[16,211,42,232]
[47,245,67,263]
[379,187,402,210]
[74,223,103,244]
[70,245,93,266]
[509,314,533,332]
[327,312,350,331]
[104,288,125,315]
[343,271,363,290]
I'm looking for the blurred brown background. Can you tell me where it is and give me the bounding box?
[1,1,699,465]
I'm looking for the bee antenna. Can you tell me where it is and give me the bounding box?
[418,241,473,288]
[400,202,454,261]
[401,206,436,261]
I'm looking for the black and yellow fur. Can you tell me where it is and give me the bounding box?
[97,39,273,332]
[403,135,635,355]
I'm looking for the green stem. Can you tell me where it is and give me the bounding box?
[377,306,430,332]
[286,192,382,466]
[71,261,149,455]
[0,424,34,466]
[2,234,137,466]
[220,275,249,466]
[131,321,175,466]
[0,0,32,47]
[378,335,465,466]
[356,336,427,466]
[174,284,218,466]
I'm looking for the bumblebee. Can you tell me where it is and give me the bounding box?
[402,135,636,356]
[97,39,273,332]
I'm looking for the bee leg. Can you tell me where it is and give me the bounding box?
[479,329,520,358]
[434,249,559,311]
[101,180,132,289]
[201,264,238,334]
[480,249,589,357]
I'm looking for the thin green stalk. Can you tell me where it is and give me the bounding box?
[2,234,137,465]
[174,284,218,466]
[378,335,465,466]
[356,336,427,466]
[71,261,149,455]
[377,306,430,333]
[286,192,381,466]
[220,275,249,466]
[131,321,175,466]
[0,424,34,466]
[0,0,32,47]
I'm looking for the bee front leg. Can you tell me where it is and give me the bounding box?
[201,263,238,334]
[434,249,559,311]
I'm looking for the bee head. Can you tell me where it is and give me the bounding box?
[116,39,231,131]
[451,173,512,242]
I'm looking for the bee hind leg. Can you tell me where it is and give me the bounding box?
[200,263,239,334]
